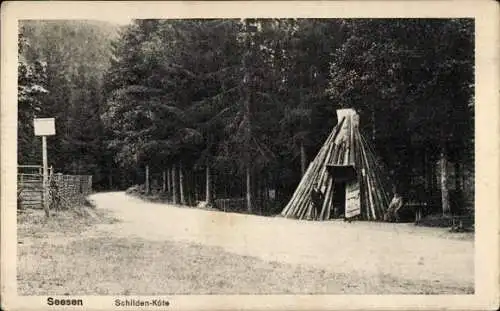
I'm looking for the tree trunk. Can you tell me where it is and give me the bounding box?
[455,161,462,191]
[243,37,253,214]
[255,174,261,215]
[179,162,186,205]
[440,150,450,215]
[264,180,270,215]
[145,165,150,194]
[162,170,166,193]
[167,167,172,200]
[300,141,307,176]
[205,165,212,204]
[246,164,252,213]
[195,171,200,202]
[172,165,178,204]
[188,172,194,205]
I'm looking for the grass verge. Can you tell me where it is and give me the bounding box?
[17,206,118,240]
[18,235,473,295]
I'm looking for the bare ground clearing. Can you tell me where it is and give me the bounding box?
[17,192,474,295]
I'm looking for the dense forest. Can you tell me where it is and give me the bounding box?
[18,20,119,178]
[18,19,474,215]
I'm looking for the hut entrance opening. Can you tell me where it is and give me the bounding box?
[327,164,358,219]
[332,181,346,218]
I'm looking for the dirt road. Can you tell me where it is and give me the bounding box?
[88,192,474,292]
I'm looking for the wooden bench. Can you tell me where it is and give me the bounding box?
[215,198,246,213]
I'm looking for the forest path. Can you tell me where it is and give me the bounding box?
[88,192,474,292]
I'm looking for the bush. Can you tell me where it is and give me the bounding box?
[415,214,454,227]
[415,213,474,232]
[125,184,143,194]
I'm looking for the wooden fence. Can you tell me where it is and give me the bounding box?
[49,174,93,208]
[215,198,247,213]
[18,170,92,210]
[214,197,272,215]
[18,173,43,208]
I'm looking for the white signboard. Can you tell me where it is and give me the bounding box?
[345,181,361,218]
[34,118,55,136]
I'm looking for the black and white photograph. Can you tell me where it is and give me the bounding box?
[1,1,499,310]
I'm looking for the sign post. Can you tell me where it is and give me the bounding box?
[34,118,55,217]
